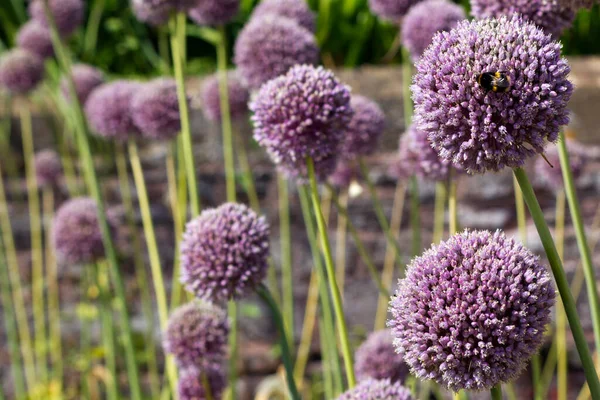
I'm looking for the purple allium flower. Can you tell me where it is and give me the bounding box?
[234,16,319,90]
[85,81,142,141]
[131,78,184,141]
[180,203,270,302]
[329,161,360,189]
[53,197,116,264]
[163,301,229,368]
[251,0,316,32]
[0,49,44,95]
[389,132,419,181]
[200,71,250,123]
[409,124,458,181]
[470,0,575,37]
[340,95,385,159]
[355,329,409,383]
[401,0,466,62]
[535,141,586,192]
[34,149,62,188]
[29,0,85,36]
[62,64,105,104]
[131,0,172,26]
[16,21,54,60]
[189,0,240,26]
[413,16,573,175]
[336,379,414,400]
[251,65,353,181]
[368,0,422,22]
[178,366,227,400]
[388,230,555,391]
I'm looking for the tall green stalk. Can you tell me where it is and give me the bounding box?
[513,167,600,397]
[95,262,118,400]
[335,189,349,297]
[83,0,105,58]
[557,132,600,354]
[43,3,143,396]
[294,269,319,387]
[278,175,294,347]
[20,105,48,383]
[555,189,568,400]
[491,385,502,400]
[448,179,459,235]
[409,176,421,257]
[433,182,447,244]
[235,129,260,211]
[167,143,186,310]
[306,157,356,388]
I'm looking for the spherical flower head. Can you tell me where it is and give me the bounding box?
[251,65,353,181]
[53,197,116,265]
[535,141,586,192]
[180,203,270,302]
[234,16,319,90]
[29,0,84,37]
[389,132,419,181]
[85,80,142,141]
[131,0,171,26]
[0,49,44,95]
[163,301,229,368]
[388,230,555,391]
[409,124,459,181]
[401,0,466,62]
[251,0,316,32]
[368,0,422,22]
[178,366,227,400]
[470,0,575,38]
[355,329,409,383]
[34,149,62,188]
[329,161,360,189]
[62,64,105,104]
[131,78,183,141]
[340,95,385,159]
[200,71,249,123]
[189,0,240,26]
[412,16,573,175]
[336,379,414,400]
[16,21,54,60]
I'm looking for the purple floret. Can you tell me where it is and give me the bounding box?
[180,203,270,302]
[16,21,54,60]
[535,140,587,192]
[412,16,573,174]
[388,230,555,391]
[62,64,105,104]
[178,366,227,400]
[355,329,409,383]
[336,378,414,400]
[234,16,319,90]
[251,65,353,181]
[368,0,423,22]
[0,49,44,95]
[251,0,316,32]
[200,71,250,123]
[34,149,62,188]
[29,0,84,37]
[189,0,240,26]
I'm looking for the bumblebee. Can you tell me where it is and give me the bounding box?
[476,71,511,93]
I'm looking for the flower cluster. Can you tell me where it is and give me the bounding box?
[0,49,44,94]
[355,329,409,383]
[407,125,457,181]
[29,0,85,37]
[34,149,62,188]
[201,71,250,122]
[339,95,385,159]
[178,366,227,400]
[389,131,420,181]
[180,203,270,302]
[62,64,105,104]
[412,16,573,174]
[189,0,240,26]
[388,230,555,391]
[131,0,171,26]
[250,0,316,32]
[16,21,54,60]
[337,379,414,400]
[535,141,587,192]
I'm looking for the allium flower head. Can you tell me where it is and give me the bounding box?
[234,16,319,90]
[178,366,227,400]
[470,0,575,37]
[251,0,316,32]
[201,71,249,122]
[336,379,414,400]
[401,0,466,62]
[163,301,229,368]
[29,0,85,36]
[16,21,54,60]
[251,65,353,181]
[355,329,409,383]
[329,161,360,189]
[85,81,142,141]
[413,15,573,174]
[389,132,419,181]
[409,124,458,181]
[34,149,62,188]
[131,78,183,141]
[535,141,586,192]
[0,49,44,95]
[62,64,105,104]
[180,203,270,302]
[340,95,385,159]
[368,0,422,22]
[53,197,116,264]
[189,0,240,26]
[131,0,171,26]
[388,230,555,391]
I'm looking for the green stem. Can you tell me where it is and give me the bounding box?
[409,176,421,257]
[433,181,447,244]
[43,2,143,394]
[167,142,186,310]
[448,178,459,235]
[57,129,80,196]
[335,189,349,297]
[491,385,502,400]
[401,47,413,128]
[358,158,403,266]
[235,129,260,211]
[95,262,118,400]
[513,167,600,397]
[555,189,568,400]
[170,13,200,217]
[20,105,47,383]
[115,143,161,396]
[306,157,356,388]
[83,0,105,58]
[227,301,238,400]
[557,131,600,354]
[128,139,178,396]
[294,269,319,387]
[256,284,301,400]
[278,174,294,348]
[318,313,334,400]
